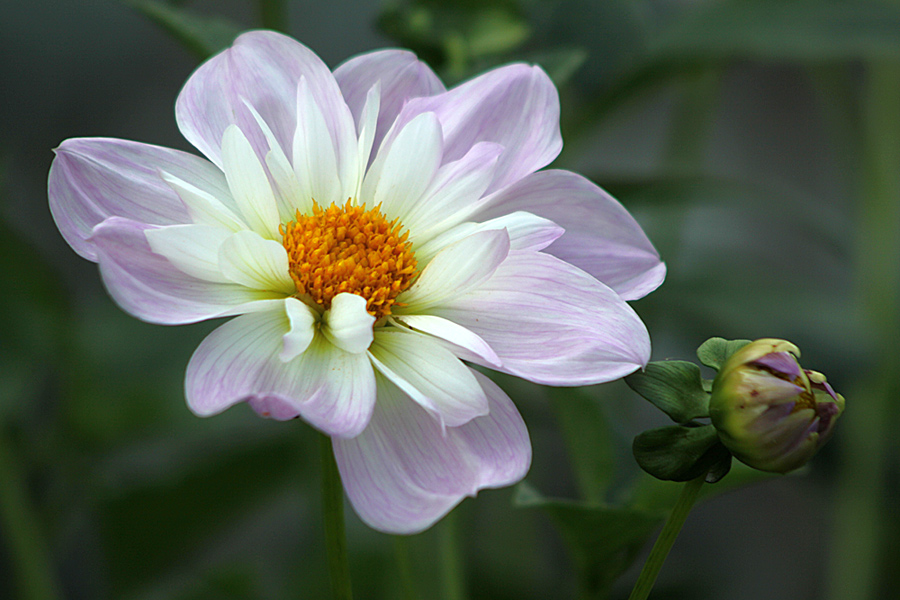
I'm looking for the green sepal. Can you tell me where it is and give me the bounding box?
[696,337,751,371]
[122,0,243,60]
[625,361,710,423]
[632,424,732,482]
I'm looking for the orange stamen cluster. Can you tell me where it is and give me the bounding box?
[280,200,418,319]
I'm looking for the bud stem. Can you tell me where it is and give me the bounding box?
[627,474,705,600]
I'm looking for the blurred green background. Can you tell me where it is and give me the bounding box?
[2,0,898,599]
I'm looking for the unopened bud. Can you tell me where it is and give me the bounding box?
[709,339,844,473]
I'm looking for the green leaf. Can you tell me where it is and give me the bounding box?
[625,361,710,423]
[522,47,588,87]
[651,0,900,63]
[122,0,243,60]
[515,483,664,598]
[632,425,732,482]
[550,388,616,503]
[696,337,751,371]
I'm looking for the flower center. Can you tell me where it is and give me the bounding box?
[280,200,418,319]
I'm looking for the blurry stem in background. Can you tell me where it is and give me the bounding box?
[827,61,900,600]
[437,508,467,600]
[626,475,705,600]
[0,431,63,600]
[259,0,288,32]
[320,434,353,600]
[652,67,723,263]
[392,536,418,600]
[661,67,723,169]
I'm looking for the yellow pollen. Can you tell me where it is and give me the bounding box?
[279,200,418,319]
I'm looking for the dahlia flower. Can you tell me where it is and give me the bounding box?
[48,31,664,533]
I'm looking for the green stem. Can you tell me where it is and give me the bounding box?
[827,61,900,600]
[320,434,353,600]
[0,431,63,600]
[437,508,466,600]
[259,0,288,32]
[392,536,418,600]
[627,476,705,600]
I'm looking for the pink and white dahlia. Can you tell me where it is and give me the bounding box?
[48,31,665,533]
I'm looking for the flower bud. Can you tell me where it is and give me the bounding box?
[709,339,844,473]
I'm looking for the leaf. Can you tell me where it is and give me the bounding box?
[550,388,616,503]
[696,337,751,371]
[625,360,710,423]
[651,0,900,63]
[632,425,732,482]
[122,0,243,60]
[522,47,588,87]
[515,483,664,598]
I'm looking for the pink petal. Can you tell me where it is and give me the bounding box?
[395,64,561,194]
[429,251,651,385]
[89,217,277,324]
[48,138,226,260]
[332,370,530,534]
[176,31,356,172]
[476,170,666,300]
[333,49,445,156]
[186,310,376,437]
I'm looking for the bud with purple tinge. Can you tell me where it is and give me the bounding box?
[709,338,844,473]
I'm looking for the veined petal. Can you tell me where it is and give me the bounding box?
[399,229,509,313]
[404,142,503,243]
[175,31,356,171]
[332,370,530,534]
[221,125,281,239]
[186,311,376,437]
[292,77,345,207]
[218,230,295,294]
[393,315,501,367]
[49,138,225,260]
[369,329,488,427]
[334,49,444,157]
[145,224,231,283]
[395,64,561,194]
[281,297,318,362]
[323,293,375,354]
[362,112,443,221]
[429,251,652,385]
[474,170,666,300]
[89,217,279,325]
[414,211,563,265]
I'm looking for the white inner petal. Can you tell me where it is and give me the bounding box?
[218,230,296,293]
[160,171,245,232]
[399,229,510,313]
[354,83,381,201]
[281,297,318,362]
[415,211,564,265]
[221,125,282,239]
[393,315,501,367]
[368,329,489,428]
[240,98,311,220]
[323,293,376,354]
[293,76,343,207]
[362,111,443,220]
[145,224,232,283]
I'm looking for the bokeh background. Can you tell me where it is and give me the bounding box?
[2,1,898,599]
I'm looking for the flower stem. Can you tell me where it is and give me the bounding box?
[392,536,418,600]
[627,476,705,600]
[0,431,63,600]
[437,508,467,600]
[320,433,353,600]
